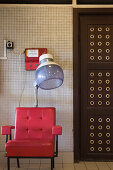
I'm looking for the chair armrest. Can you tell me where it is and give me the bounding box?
[1,126,15,135]
[52,126,62,135]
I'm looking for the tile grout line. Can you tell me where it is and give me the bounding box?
[74,163,76,170]
[84,162,88,170]
[95,162,99,170]
[106,162,112,170]
[39,159,41,170]
[62,154,63,169]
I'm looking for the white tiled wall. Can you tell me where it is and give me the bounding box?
[0,6,73,152]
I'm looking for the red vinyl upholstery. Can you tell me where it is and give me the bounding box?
[4,107,61,157]
[52,126,62,135]
[5,139,54,157]
[14,107,55,140]
[1,126,15,135]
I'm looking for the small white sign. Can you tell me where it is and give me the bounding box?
[28,49,39,57]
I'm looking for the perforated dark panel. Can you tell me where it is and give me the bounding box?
[88,112,113,154]
[88,70,113,107]
[80,15,113,160]
[88,25,113,62]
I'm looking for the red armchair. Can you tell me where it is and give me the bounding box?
[1,107,62,170]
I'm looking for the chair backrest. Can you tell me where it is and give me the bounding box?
[14,107,56,140]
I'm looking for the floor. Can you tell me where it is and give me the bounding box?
[1,152,113,170]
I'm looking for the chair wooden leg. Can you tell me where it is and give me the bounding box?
[51,157,54,170]
[17,158,20,168]
[7,157,10,170]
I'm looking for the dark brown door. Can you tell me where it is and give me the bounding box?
[80,15,113,160]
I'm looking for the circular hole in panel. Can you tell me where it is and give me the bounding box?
[90,101,94,106]
[106,42,110,46]
[106,118,110,122]
[106,35,110,39]
[98,125,102,130]
[106,27,110,31]
[106,125,110,130]
[98,147,102,152]
[90,94,94,98]
[98,80,102,84]
[106,140,110,144]
[106,101,110,106]
[90,80,94,84]
[106,147,110,152]
[98,140,102,144]
[106,49,110,53]
[98,35,102,39]
[90,35,94,39]
[106,56,110,60]
[90,42,94,46]
[106,80,110,84]
[98,49,102,53]
[90,118,94,122]
[98,133,102,137]
[90,140,94,144]
[98,100,102,105]
[98,27,102,31]
[90,49,95,53]
[90,28,94,32]
[106,94,110,98]
[98,72,102,77]
[106,87,110,91]
[90,133,94,137]
[106,133,110,137]
[106,72,110,77]
[90,147,94,151]
[98,94,102,98]
[98,42,102,46]
[98,118,102,122]
[98,87,102,91]
[98,56,102,60]
[90,56,95,60]
[90,125,94,130]
[90,87,94,91]
[90,72,94,77]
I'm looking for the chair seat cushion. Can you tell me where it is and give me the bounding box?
[5,139,54,157]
